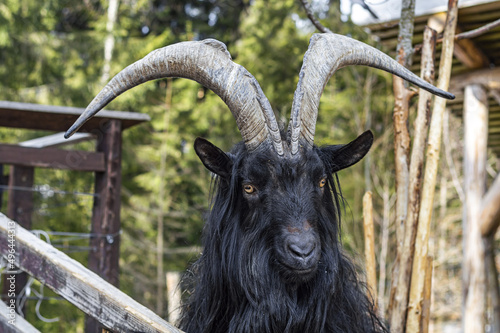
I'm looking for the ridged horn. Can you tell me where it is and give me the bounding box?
[65,39,284,155]
[288,33,455,154]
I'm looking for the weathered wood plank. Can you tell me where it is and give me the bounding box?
[0,213,183,333]
[0,100,150,132]
[0,144,105,172]
[0,299,41,333]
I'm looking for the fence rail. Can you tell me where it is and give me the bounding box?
[0,213,183,333]
[0,299,41,333]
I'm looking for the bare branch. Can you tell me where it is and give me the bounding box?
[299,0,332,34]
[415,17,500,53]
[454,17,500,41]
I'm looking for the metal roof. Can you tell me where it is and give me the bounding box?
[350,0,498,26]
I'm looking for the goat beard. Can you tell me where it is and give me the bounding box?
[180,208,349,332]
[179,179,385,332]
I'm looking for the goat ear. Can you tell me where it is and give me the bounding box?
[320,130,373,173]
[194,137,233,179]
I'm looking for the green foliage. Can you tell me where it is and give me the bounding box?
[0,0,400,330]
[236,0,309,121]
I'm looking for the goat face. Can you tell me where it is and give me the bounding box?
[194,130,373,286]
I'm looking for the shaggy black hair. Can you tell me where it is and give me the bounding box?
[179,134,387,333]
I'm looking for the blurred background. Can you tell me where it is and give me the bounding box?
[0,0,473,331]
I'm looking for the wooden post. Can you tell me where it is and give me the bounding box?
[421,256,433,333]
[166,272,182,325]
[363,192,377,305]
[2,165,34,312]
[479,174,500,237]
[406,1,458,330]
[389,0,416,321]
[485,235,500,332]
[0,165,4,210]
[391,26,437,332]
[462,84,488,333]
[157,78,173,316]
[86,119,123,333]
[6,166,34,232]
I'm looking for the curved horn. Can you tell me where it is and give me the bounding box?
[288,33,455,154]
[65,39,283,155]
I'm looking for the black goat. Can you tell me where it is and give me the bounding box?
[182,133,386,332]
[65,33,453,333]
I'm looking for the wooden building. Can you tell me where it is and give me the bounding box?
[351,0,500,331]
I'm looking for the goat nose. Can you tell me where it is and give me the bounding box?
[286,235,316,261]
[287,239,315,260]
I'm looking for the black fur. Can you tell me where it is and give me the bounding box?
[180,131,387,333]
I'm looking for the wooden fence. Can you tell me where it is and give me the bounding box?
[0,213,183,332]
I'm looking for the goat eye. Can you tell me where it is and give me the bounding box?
[319,178,327,188]
[243,184,256,194]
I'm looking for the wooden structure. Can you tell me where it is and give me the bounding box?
[1,299,41,333]
[0,213,183,332]
[357,1,500,331]
[366,0,500,153]
[0,100,150,332]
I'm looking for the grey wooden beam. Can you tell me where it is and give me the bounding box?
[0,213,183,333]
[0,300,41,333]
[0,100,150,132]
[0,144,105,172]
[19,132,94,149]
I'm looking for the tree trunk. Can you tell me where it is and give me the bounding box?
[479,173,500,237]
[166,271,182,325]
[100,0,120,85]
[485,235,500,333]
[406,1,458,331]
[363,191,377,305]
[157,78,174,315]
[421,256,433,333]
[364,70,374,193]
[462,83,488,333]
[389,0,415,323]
[378,183,391,316]
[391,26,437,333]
